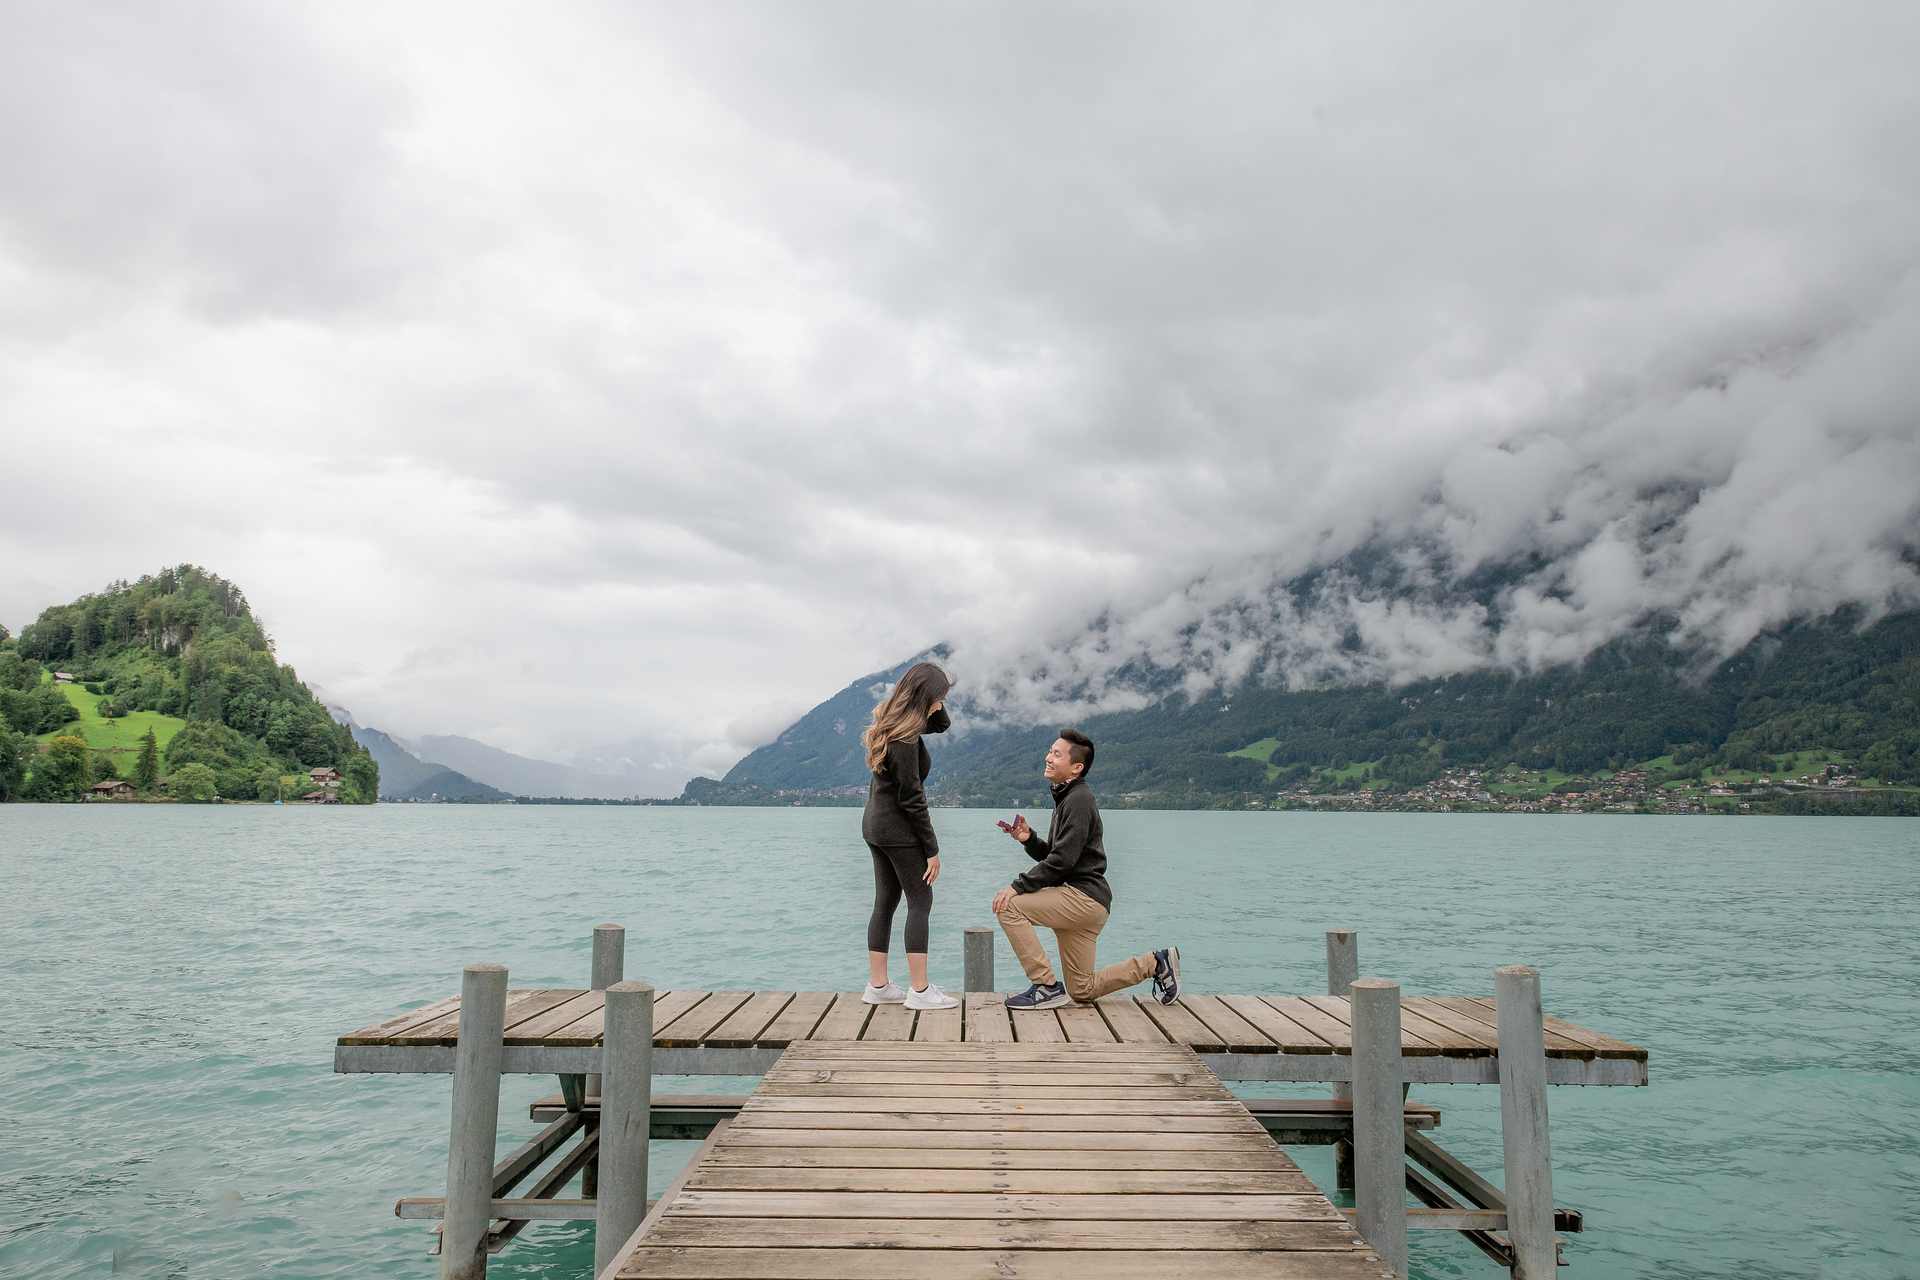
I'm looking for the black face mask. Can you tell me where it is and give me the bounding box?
[926,707,951,734]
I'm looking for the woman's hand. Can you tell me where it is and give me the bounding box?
[923,855,941,885]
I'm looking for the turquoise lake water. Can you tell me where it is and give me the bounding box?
[1,805,1916,1279]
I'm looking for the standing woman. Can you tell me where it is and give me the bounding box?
[859,661,960,1010]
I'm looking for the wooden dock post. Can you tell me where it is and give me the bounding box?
[440,964,508,1280]
[1496,964,1556,1278]
[582,923,625,1198]
[1351,976,1408,1279]
[594,979,654,1278]
[1327,928,1360,1190]
[963,926,994,993]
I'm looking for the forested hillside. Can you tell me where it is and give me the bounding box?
[0,566,377,803]
[682,608,1920,810]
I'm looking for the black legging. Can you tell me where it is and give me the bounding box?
[866,842,932,954]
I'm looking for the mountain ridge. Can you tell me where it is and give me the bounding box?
[681,604,1920,811]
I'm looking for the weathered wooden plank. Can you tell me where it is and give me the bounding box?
[1137,998,1228,1052]
[701,992,794,1049]
[506,989,608,1044]
[630,1222,1376,1256]
[780,1048,1186,1069]
[1181,996,1280,1053]
[339,994,464,1044]
[1217,995,1336,1052]
[727,1112,1267,1133]
[721,1128,1284,1151]
[861,1002,917,1042]
[1402,998,1504,1052]
[555,989,708,1046]
[1011,1009,1068,1043]
[1055,1003,1118,1043]
[657,992,755,1048]
[963,994,1016,1043]
[745,1097,1252,1116]
[913,1003,962,1042]
[667,1191,1343,1220]
[752,1090,1228,1105]
[1460,996,1645,1059]
[681,1166,1320,1194]
[1260,997,1354,1050]
[1303,994,1443,1057]
[390,988,579,1045]
[780,1042,1188,1058]
[618,1247,1391,1279]
[757,992,836,1046]
[1396,1003,1497,1056]
[1432,997,1596,1058]
[763,1070,1206,1087]
[1095,996,1173,1045]
[805,995,874,1041]
[698,1147,1300,1171]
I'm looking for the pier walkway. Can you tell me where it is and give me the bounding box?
[338,927,1646,1278]
[600,1040,1395,1280]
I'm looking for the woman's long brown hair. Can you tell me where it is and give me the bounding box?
[863,662,951,773]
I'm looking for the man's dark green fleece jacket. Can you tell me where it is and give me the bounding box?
[1014,777,1113,910]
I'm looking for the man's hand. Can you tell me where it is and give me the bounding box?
[995,814,1032,843]
[991,885,1018,915]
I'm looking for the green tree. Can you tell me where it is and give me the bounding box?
[342,753,380,805]
[135,728,160,793]
[93,751,121,781]
[26,734,93,801]
[255,768,282,801]
[170,762,219,802]
[0,728,26,801]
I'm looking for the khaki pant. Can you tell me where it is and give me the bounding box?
[995,885,1156,1003]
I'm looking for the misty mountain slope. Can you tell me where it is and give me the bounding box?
[349,726,504,801]
[411,734,648,799]
[687,606,1920,806]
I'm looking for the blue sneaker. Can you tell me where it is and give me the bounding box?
[1151,947,1181,1005]
[1006,981,1069,1010]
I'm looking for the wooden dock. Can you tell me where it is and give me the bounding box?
[337,986,1646,1086]
[599,1040,1395,1280]
[340,925,1646,1279]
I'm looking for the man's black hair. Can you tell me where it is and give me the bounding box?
[1058,727,1095,778]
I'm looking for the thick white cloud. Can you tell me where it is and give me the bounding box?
[2,1,1917,788]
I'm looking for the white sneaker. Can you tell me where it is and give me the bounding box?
[904,982,959,1011]
[862,981,907,1005]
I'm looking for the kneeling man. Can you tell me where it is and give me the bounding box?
[993,728,1181,1010]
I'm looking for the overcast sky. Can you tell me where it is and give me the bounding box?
[3,2,1917,790]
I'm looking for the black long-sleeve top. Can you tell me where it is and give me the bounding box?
[1013,778,1112,910]
[861,737,938,854]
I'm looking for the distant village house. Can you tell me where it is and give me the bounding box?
[54,671,75,683]
[309,766,343,789]
[88,779,134,800]
[301,790,341,804]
